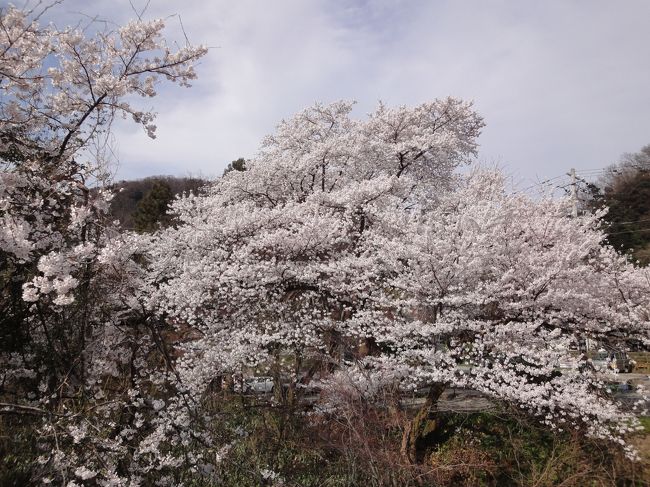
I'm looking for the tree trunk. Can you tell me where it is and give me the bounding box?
[400,382,446,464]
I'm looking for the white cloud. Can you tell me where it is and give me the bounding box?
[41,0,650,187]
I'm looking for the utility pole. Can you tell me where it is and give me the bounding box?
[569,167,577,218]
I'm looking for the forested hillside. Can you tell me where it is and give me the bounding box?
[108,176,208,230]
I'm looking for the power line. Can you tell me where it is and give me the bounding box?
[516,174,570,193]
[575,168,610,173]
[604,218,650,227]
[515,163,645,195]
[606,227,650,237]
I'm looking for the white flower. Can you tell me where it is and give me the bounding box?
[74,466,96,480]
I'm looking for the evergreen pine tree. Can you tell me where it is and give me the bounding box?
[222,157,247,176]
[133,180,174,233]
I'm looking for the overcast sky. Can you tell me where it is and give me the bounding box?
[42,0,650,189]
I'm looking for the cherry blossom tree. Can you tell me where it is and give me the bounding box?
[146,98,483,392]
[368,169,650,460]
[147,99,649,466]
[0,4,207,484]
